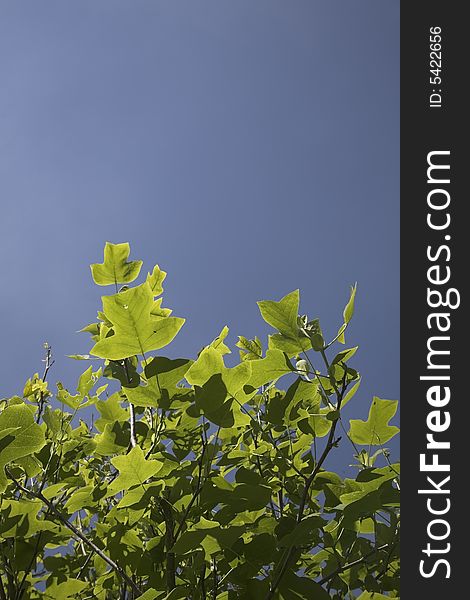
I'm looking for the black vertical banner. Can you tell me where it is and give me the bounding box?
[401,2,466,597]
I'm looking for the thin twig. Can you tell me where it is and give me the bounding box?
[317,543,390,585]
[252,432,278,518]
[76,551,94,580]
[174,434,207,541]
[199,563,206,599]
[145,409,165,459]
[36,343,54,424]
[128,402,137,448]
[212,558,218,599]
[0,575,7,600]
[122,359,138,449]
[159,498,176,592]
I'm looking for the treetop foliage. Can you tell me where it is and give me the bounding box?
[0,242,399,599]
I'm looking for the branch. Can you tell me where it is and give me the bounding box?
[76,551,94,581]
[264,548,296,600]
[265,351,348,600]
[199,564,206,599]
[375,538,399,580]
[36,343,54,424]
[252,432,278,519]
[317,543,390,585]
[145,409,165,459]
[173,434,207,541]
[128,402,137,449]
[159,499,176,592]
[123,359,137,449]
[7,471,141,596]
[212,558,218,599]
[41,343,54,382]
[0,575,7,600]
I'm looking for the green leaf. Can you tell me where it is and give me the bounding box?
[136,590,159,600]
[278,514,325,548]
[95,393,128,432]
[236,335,263,361]
[268,333,311,357]
[335,323,347,345]
[64,486,95,514]
[150,296,172,318]
[145,357,192,393]
[349,397,399,445]
[0,427,20,440]
[91,241,143,286]
[341,377,361,408]
[0,499,58,538]
[279,572,331,599]
[343,283,357,324]
[146,264,167,296]
[186,347,252,398]
[77,365,101,397]
[94,421,129,455]
[107,445,163,495]
[207,325,231,355]
[90,283,184,360]
[160,587,191,599]
[247,349,293,388]
[356,593,391,600]
[331,347,358,365]
[15,455,42,477]
[0,404,46,492]
[172,530,205,554]
[45,578,89,599]
[267,377,320,426]
[258,290,300,338]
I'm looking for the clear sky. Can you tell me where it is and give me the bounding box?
[0,1,399,465]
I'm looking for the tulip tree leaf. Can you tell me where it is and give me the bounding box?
[125,357,192,408]
[185,347,251,398]
[91,241,143,286]
[247,348,293,388]
[206,325,231,356]
[0,499,58,538]
[107,445,163,496]
[349,397,399,445]
[258,289,300,338]
[236,335,263,361]
[90,283,184,360]
[0,404,46,492]
[279,572,331,599]
[44,579,89,599]
[343,283,357,324]
[136,590,159,600]
[268,333,312,357]
[95,393,129,432]
[146,264,167,296]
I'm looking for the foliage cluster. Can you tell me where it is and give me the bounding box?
[0,242,399,599]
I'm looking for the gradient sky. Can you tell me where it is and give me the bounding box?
[0,1,399,466]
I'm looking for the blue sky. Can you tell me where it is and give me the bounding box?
[0,1,399,464]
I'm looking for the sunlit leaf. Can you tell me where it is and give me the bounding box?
[0,404,46,492]
[258,290,300,338]
[349,397,399,445]
[107,445,163,496]
[91,241,143,286]
[90,282,184,360]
